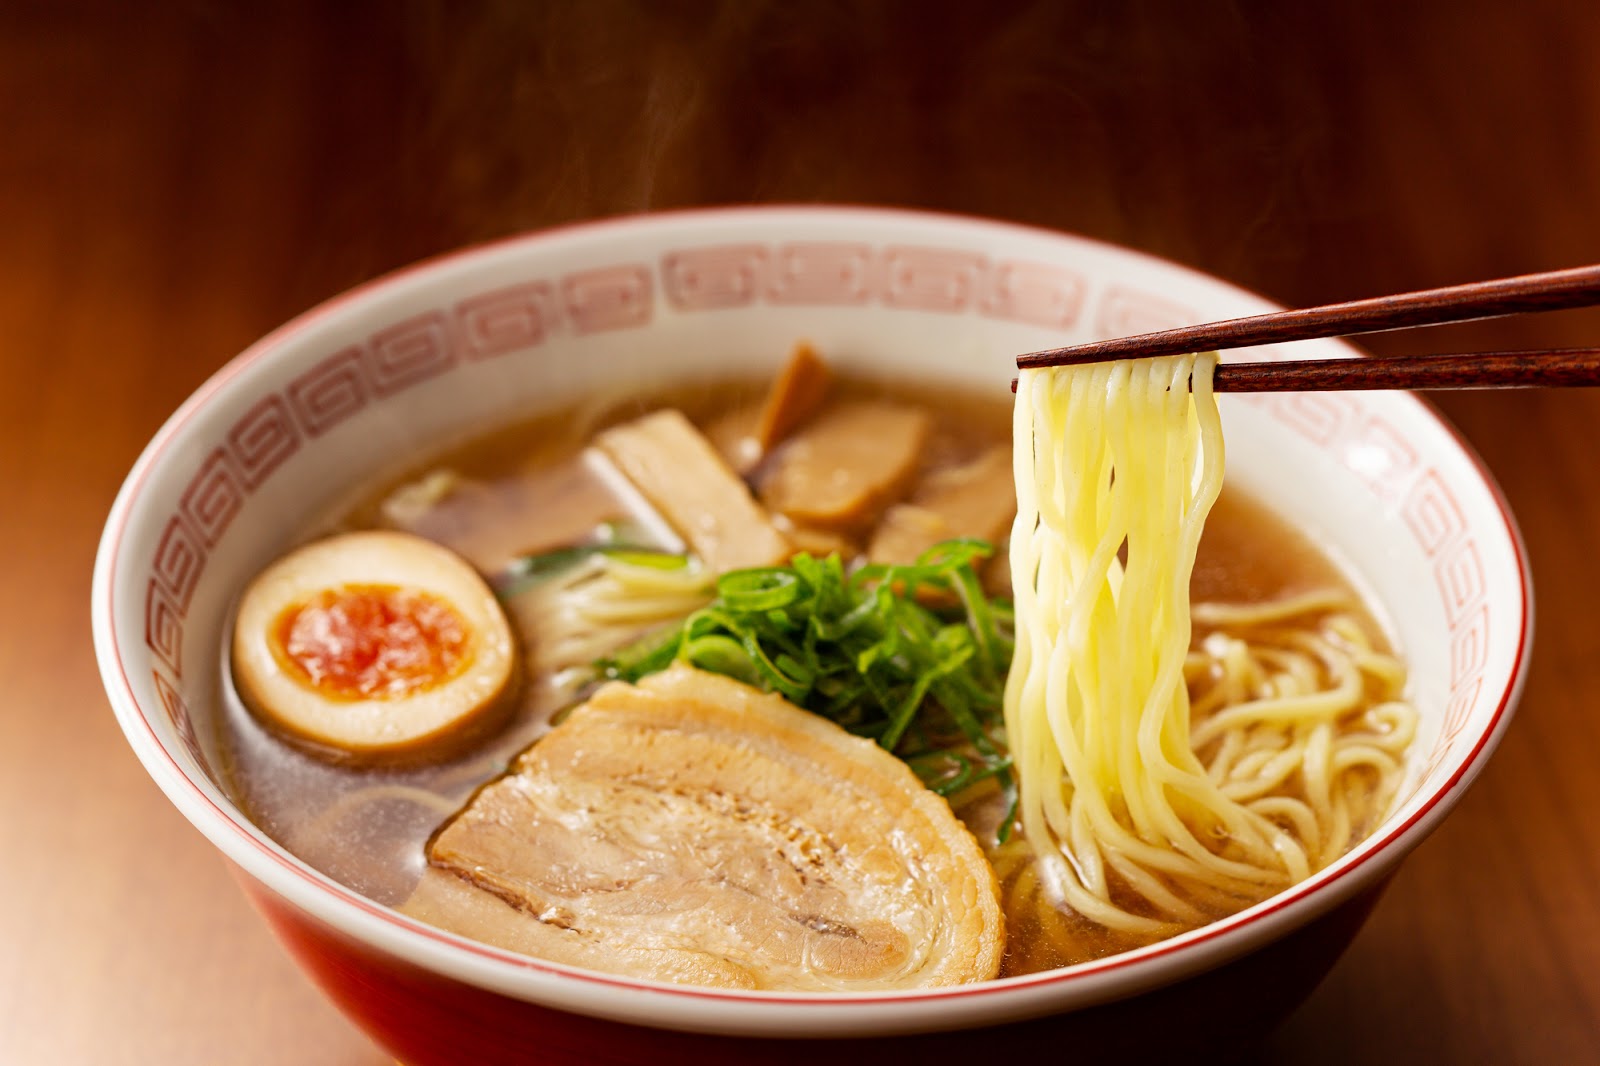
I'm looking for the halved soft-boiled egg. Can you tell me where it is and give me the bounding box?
[231,530,517,762]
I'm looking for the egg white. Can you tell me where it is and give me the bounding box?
[231,530,516,761]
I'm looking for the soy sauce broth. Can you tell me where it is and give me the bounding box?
[215,374,1392,973]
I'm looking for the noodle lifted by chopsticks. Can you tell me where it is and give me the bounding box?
[1005,353,1415,939]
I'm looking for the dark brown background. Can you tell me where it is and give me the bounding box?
[5,3,1599,1062]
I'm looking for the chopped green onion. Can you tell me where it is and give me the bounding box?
[596,539,1015,807]
[717,568,802,612]
[603,549,691,571]
[497,542,689,597]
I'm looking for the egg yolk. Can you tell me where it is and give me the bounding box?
[274,584,471,700]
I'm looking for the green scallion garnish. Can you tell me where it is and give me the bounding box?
[596,539,1014,800]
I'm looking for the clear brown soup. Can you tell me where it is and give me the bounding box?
[216,373,1386,976]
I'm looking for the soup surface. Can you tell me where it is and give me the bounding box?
[217,371,1399,977]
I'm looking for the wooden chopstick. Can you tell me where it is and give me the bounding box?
[1006,348,1600,393]
[1015,263,1600,371]
[1212,347,1600,392]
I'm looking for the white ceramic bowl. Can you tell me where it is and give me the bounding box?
[92,207,1528,1063]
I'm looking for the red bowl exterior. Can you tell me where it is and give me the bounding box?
[242,869,1387,1064]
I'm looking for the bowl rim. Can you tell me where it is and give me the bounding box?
[91,203,1532,1030]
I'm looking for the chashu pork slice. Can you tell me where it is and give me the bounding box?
[402,665,1003,991]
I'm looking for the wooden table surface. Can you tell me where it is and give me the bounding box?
[6,4,1600,1063]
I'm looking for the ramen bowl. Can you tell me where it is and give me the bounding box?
[92,206,1528,1063]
